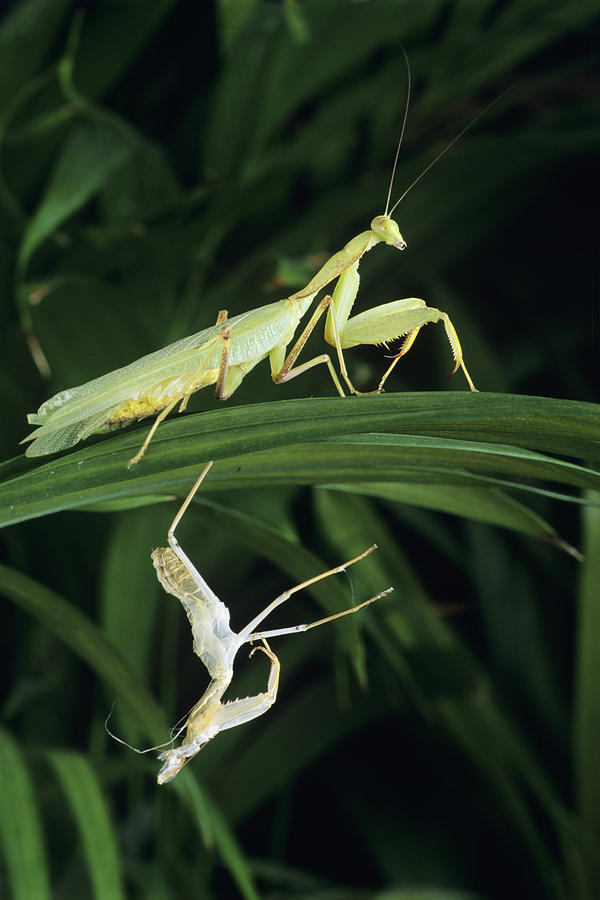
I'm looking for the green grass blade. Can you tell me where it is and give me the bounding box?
[0,0,71,107]
[0,728,51,900]
[100,508,163,681]
[0,562,168,743]
[196,787,261,900]
[327,482,581,555]
[312,489,575,896]
[47,752,124,900]
[321,432,600,491]
[2,394,598,526]
[574,495,600,896]
[157,773,259,900]
[17,121,136,275]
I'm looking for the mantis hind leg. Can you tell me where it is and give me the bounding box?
[247,586,392,642]
[237,544,385,643]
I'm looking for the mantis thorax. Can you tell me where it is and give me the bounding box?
[370,215,406,250]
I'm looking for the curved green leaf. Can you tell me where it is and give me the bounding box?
[311,489,573,896]
[327,483,581,556]
[0,562,168,742]
[17,121,136,275]
[0,729,51,900]
[1,393,598,527]
[47,752,124,900]
[574,497,600,895]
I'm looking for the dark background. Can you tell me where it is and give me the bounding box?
[0,1,598,898]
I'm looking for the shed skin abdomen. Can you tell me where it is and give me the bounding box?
[151,547,234,678]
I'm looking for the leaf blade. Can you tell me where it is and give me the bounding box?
[0,729,51,900]
[2,393,599,527]
[47,752,125,900]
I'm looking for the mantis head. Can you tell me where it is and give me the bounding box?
[370,215,406,250]
[156,741,209,784]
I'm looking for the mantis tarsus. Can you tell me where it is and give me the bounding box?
[149,461,392,784]
[23,68,503,467]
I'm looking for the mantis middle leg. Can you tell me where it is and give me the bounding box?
[127,324,231,467]
[271,295,347,396]
[246,589,392,643]
[273,265,383,396]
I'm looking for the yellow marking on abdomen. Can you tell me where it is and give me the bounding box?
[105,371,218,429]
[107,396,169,428]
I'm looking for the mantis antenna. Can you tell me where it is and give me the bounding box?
[383,43,412,217]
[104,703,188,755]
[388,83,516,217]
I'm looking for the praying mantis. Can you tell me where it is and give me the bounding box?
[146,461,392,783]
[22,66,499,468]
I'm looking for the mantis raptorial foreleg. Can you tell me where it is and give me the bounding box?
[321,264,476,394]
[158,641,279,781]
[201,641,280,735]
[147,461,393,783]
[376,307,476,392]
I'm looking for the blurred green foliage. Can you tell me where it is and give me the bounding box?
[0,1,598,898]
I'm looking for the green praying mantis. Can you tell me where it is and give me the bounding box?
[23,71,500,468]
[109,462,392,783]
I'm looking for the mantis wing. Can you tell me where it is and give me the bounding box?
[22,299,297,456]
